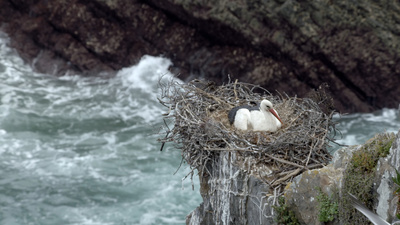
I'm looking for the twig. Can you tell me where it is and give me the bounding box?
[234,79,238,100]
[157,78,335,193]
[265,154,304,169]
[272,168,302,186]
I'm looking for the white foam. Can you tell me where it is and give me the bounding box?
[334,108,400,147]
[117,55,182,107]
[0,50,180,127]
[0,33,201,224]
[118,55,174,89]
[140,212,158,225]
[63,210,116,225]
[335,134,358,146]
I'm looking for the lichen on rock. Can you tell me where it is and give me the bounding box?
[285,132,399,224]
[340,133,396,224]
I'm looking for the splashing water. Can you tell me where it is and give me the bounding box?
[0,31,398,224]
[333,109,399,149]
[0,33,201,225]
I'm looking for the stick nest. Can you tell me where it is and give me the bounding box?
[159,78,337,189]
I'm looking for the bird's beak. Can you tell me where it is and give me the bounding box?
[269,109,283,125]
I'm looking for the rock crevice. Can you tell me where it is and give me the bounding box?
[1,0,400,113]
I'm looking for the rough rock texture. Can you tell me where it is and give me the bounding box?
[285,131,400,224]
[378,131,400,221]
[186,151,275,225]
[187,131,400,225]
[285,146,358,225]
[1,0,400,112]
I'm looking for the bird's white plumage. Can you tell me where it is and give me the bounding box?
[233,108,251,130]
[231,100,282,132]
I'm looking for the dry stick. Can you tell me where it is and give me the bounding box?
[205,147,255,152]
[276,90,285,102]
[272,168,302,186]
[159,79,334,192]
[234,79,238,100]
[276,168,302,177]
[259,172,273,186]
[319,126,329,151]
[265,154,304,169]
[304,163,324,170]
[173,157,185,175]
[199,157,211,185]
[277,163,323,177]
[183,167,197,181]
[181,101,203,125]
[183,105,200,123]
[188,86,229,106]
[305,129,318,166]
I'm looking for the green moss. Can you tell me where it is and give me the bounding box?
[273,196,300,225]
[316,188,338,222]
[392,169,400,219]
[351,133,394,173]
[340,132,395,224]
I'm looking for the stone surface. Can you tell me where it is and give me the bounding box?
[375,131,400,222]
[186,151,275,225]
[284,146,358,225]
[186,131,400,224]
[1,0,400,112]
[285,131,400,224]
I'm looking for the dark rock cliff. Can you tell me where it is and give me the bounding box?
[1,0,399,113]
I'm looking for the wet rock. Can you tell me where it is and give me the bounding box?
[285,131,400,224]
[285,146,358,225]
[184,131,399,224]
[186,151,275,225]
[375,131,400,222]
[1,0,400,112]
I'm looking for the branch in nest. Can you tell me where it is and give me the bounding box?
[158,78,338,191]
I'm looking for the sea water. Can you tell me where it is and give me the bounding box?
[334,109,399,147]
[0,33,398,225]
[0,34,200,225]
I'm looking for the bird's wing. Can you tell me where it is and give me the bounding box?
[348,193,390,225]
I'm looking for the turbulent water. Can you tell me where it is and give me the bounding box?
[0,35,201,225]
[334,109,399,148]
[0,33,398,225]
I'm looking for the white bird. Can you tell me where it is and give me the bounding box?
[348,193,400,225]
[228,99,283,132]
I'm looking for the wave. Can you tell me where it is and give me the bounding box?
[333,108,399,147]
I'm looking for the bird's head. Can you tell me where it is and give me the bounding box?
[260,100,283,125]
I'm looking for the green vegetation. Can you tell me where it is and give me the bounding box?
[351,133,394,173]
[273,196,300,225]
[340,132,395,224]
[316,188,338,222]
[392,169,400,219]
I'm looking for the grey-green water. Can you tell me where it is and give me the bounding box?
[0,33,398,225]
[0,36,201,225]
